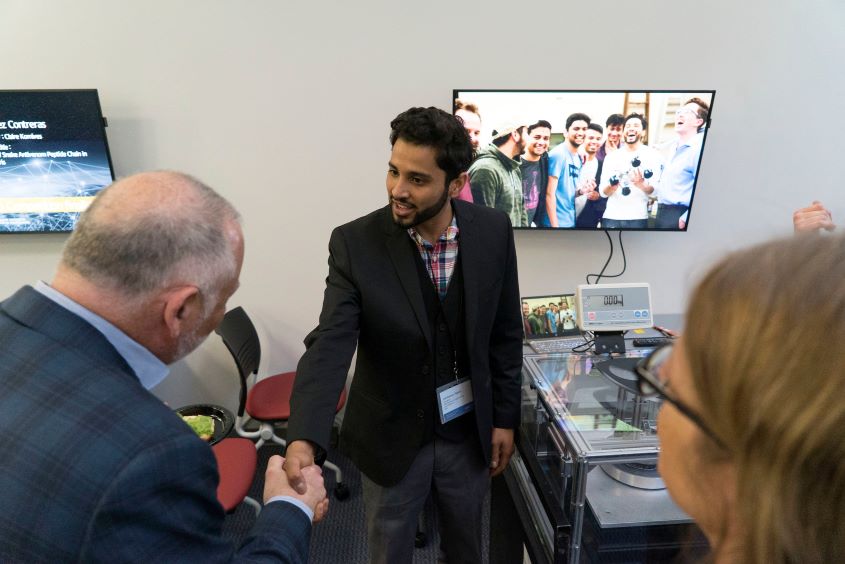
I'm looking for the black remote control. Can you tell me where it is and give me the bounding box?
[632,337,673,348]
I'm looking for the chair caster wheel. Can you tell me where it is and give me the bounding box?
[334,483,350,500]
[415,531,427,548]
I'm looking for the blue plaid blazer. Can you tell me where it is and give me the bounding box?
[0,286,311,563]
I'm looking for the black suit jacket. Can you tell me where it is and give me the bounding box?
[289,200,523,486]
[0,286,311,563]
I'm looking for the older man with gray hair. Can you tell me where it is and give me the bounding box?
[0,171,327,563]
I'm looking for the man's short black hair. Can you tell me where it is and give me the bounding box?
[389,107,474,184]
[527,120,552,135]
[625,112,647,130]
[565,113,591,130]
[605,113,625,127]
[588,122,604,134]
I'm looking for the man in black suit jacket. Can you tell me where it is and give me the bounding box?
[0,171,327,563]
[285,108,523,563]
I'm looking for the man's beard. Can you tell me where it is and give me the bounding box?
[391,184,450,230]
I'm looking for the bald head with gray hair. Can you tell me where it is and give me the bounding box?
[62,171,241,308]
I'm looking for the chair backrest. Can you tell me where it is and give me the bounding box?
[215,306,261,417]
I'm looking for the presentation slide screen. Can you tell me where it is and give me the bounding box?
[453,89,715,231]
[0,89,115,233]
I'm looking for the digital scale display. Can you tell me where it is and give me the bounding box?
[585,294,625,308]
[576,283,653,331]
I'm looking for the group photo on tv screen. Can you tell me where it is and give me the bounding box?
[453,90,714,231]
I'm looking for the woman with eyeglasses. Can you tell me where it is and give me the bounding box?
[636,234,845,563]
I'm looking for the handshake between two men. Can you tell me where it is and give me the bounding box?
[265,454,331,523]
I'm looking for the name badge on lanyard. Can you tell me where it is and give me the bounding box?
[436,377,474,424]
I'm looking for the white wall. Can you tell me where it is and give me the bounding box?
[2,0,842,410]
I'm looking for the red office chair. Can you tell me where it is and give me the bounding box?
[215,306,350,500]
[212,437,261,514]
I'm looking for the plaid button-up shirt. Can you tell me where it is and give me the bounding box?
[408,217,459,301]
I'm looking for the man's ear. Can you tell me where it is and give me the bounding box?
[162,285,202,338]
[449,172,468,198]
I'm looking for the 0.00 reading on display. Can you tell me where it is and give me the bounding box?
[603,295,624,306]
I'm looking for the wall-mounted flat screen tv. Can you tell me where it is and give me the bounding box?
[453,89,714,231]
[0,89,114,233]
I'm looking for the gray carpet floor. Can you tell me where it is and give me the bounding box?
[221,442,490,563]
